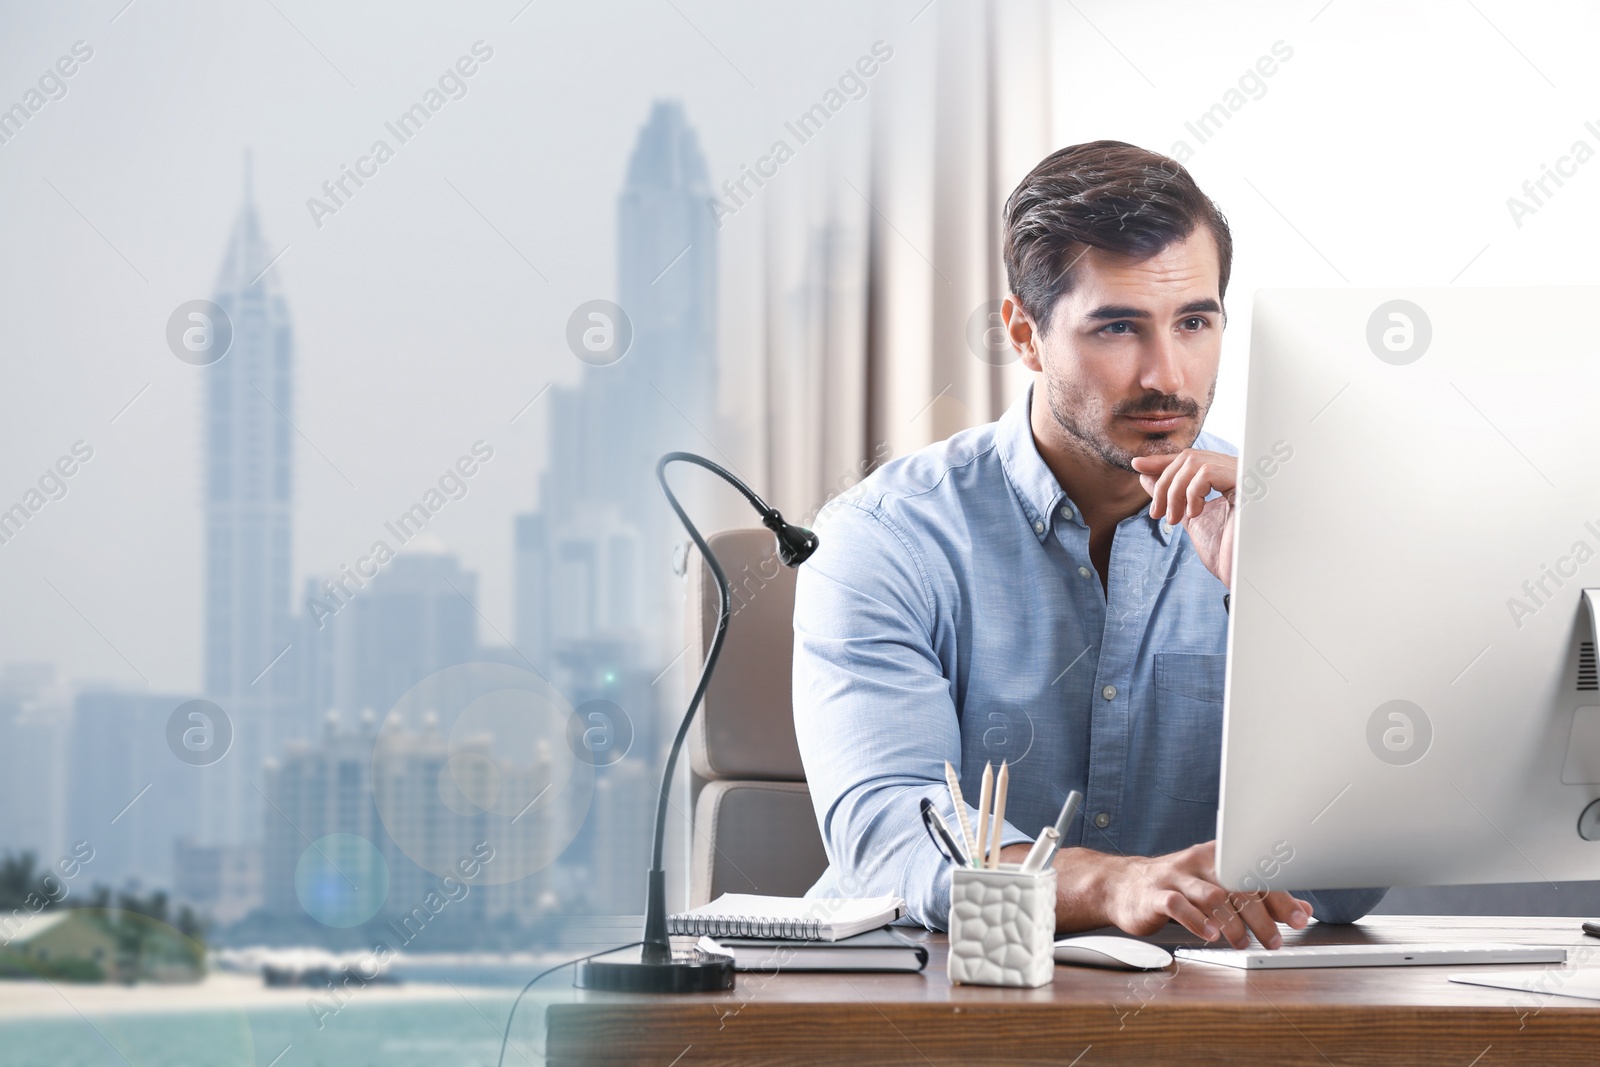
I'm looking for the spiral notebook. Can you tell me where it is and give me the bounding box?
[668,894,905,942]
[698,928,929,972]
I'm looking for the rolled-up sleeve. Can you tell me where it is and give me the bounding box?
[792,500,1032,931]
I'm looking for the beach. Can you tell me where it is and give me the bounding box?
[0,971,497,1020]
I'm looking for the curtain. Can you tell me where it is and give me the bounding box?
[671,0,1057,910]
[738,0,1056,525]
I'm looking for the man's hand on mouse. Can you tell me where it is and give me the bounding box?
[1099,840,1311,949]
[1130,448,1236,588]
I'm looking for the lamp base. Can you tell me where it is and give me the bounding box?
[574,945,735,993]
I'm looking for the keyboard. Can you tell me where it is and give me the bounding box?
[1174,941,1568,970]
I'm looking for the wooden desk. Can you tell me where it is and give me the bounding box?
[546,916,1600,1066]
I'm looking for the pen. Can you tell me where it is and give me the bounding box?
[932,805,971,867]
[1041,789,1082,871]
[944,761,979,862]
[986,761,1009,870]
[1019,826,1059,874]
[1052,789,1083,840]
[920,797,970,867]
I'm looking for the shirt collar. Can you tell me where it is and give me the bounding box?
[995,382,1176,546]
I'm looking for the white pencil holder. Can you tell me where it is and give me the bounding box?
[947,864,1057,988]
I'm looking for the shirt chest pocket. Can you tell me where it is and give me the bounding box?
[1151,651,1227,804]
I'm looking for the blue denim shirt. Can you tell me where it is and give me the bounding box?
[793,383,1386,931]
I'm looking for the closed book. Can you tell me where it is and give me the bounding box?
[668,893,905,941]
[702,927,929,973]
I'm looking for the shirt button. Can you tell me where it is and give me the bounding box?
[1094,812,1111,829]
[1077,566,1092,579]
[1101,684,1117,701]
[1060,506,1074,521]
[1160,522,1173,535]
[1033,520,1045,535]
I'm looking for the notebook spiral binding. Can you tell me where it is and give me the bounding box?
[668,914,825,939]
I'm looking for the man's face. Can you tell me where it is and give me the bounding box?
[1010,228,1224,473]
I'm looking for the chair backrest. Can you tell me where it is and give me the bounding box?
[685,529,828,905]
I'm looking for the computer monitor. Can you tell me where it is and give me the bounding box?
[1216,287,1600,895]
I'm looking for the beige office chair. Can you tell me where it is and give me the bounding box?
[685,528,830,906]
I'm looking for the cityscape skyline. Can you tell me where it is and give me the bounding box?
[1,97,721,933]
[0,0,796,701]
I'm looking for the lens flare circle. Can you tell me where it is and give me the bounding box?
[295,833,390,927]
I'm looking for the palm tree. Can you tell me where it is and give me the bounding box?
[175,905,207,942]
[0,852,41,909]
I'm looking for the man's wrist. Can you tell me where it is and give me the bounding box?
[1052,847,1126,933]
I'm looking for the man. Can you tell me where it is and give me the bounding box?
[792,140,1386,949]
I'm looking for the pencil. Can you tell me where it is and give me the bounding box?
[974,762,994,872]
[944,761,978,865]
[987,761,1009,869]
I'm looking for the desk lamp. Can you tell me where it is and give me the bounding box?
[575,451,818,993]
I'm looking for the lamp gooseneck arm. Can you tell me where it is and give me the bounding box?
[640,452,778,960]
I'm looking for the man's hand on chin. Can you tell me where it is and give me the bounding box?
[1097,841,1311,949]
[1130,448,1236,588]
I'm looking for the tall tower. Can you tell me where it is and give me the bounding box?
[521,101,719,677]
[202,155,295,844]
[617,99,719,432]
[507,104,716,916]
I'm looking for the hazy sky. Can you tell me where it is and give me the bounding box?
[5,0,1598,693]
[0,0,892,692]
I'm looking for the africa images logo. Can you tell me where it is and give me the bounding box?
[1366,699,1432,766]
[1366,299,1431,365]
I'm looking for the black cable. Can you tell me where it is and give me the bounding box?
[496,941,643,1067]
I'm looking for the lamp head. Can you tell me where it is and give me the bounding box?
[761,509,819,567]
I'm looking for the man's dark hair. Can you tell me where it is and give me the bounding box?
[1002,140,1232,336]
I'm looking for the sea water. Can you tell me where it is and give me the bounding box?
[0,990,563,1067]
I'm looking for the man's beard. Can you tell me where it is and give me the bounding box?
[1041,371,1214,473]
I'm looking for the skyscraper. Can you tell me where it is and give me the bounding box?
[69,689,202,889]
[517,100,719,677]
[202,157,296,845]
[261,710,383,918]
[332,547,478,719]
[0,664,72,866]
[512,101,718,914]
[615,97,720,450]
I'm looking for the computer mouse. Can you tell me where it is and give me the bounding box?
[1053,935,1174,971]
